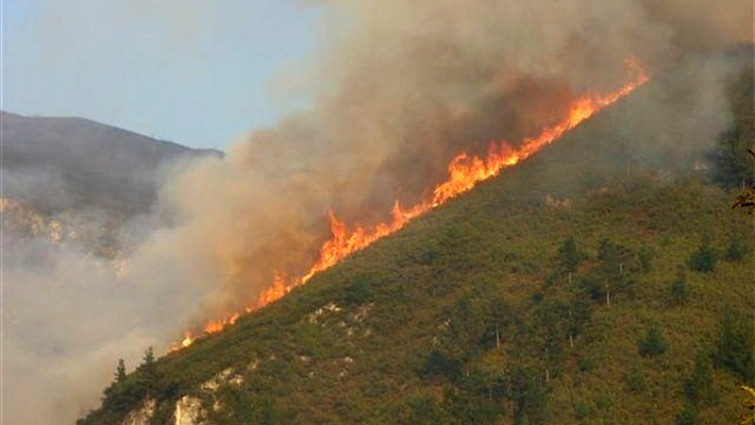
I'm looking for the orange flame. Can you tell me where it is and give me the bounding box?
[172,58,648,351]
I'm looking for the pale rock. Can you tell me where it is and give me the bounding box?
[174,396,205,425]
[120,399,155,425]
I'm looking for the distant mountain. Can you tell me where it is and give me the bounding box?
[1,111,221,216]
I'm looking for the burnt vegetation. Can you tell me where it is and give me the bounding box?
[80,54,754,425]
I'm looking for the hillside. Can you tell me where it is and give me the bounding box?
[1,111,220,216]
[79,51,754,425]
[2,111,222,257]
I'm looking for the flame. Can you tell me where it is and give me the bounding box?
[173,58,648,350]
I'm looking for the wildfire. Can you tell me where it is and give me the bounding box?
[171,58,648,351]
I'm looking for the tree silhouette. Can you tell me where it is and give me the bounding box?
[115,358,126,383]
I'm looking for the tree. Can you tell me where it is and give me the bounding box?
[675,403,697,425]
[509,368,547,425]
[595,238,636,304]
[115,358,127,383]
[670,268,690,305]
[712,129,753,188]
[725,231,747,262]
[139,346,158,389]
[638,323,669,358]
[639,245,654,273]
[716,310,755,385]
[558,235,582,276]
[684,349,716,404]
[143,346,155,366]
[688,235,717,272]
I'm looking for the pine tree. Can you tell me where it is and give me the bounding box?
[724,231,747,262]
[115,358,127,383]
[140,346,158,388]
[684,349,716,404]
[688,235,717,272]
[675,403,697,425]
[639,245,654,273]
[638,323,669,358]
[711,128,754,188]
[716,310,755,385]
[558,235,582,276]
[670,268,689,305]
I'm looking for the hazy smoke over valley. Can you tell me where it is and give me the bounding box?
[3,0,750,424]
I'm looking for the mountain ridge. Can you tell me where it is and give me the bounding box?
[1,110,221,216]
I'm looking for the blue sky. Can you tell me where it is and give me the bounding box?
[2,0,323,150]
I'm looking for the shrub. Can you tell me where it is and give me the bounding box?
[724,231,747,262]
[670,268,689,305]
[684,349,716,404]
[715,310,755,385]
[688,236,717,272]
[675,403,697,425]
[558,235,583,274]
[638,324,669,357]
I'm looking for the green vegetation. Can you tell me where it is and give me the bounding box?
[711,66,755,189]
[670,268,690,305]
[688,235,718,272]
[715,310,755,386]
[637,323,669,358]
[79,53,754,425]
[115,359,127,384]
[676,403,697,425]
[725,230,748,262]
[684,349,717,405]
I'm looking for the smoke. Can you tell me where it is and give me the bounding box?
[155,0,750,316]
[3,232,162,425]
[3,0,751,424]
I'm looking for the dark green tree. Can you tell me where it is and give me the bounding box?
[142,346,155,368]
[670,268,689,305]
[638,323,669,358]
[595,238,636,303]
[724,230,747,262]
[115,358,127,383]
[509,368,547,425]
[139,346,158,389]
[675,403,697,425]
[638,245,654,273]
[715,310,755,385]
[688,235,717,272]
[712,128,754,188]
[684,349,716,404]
[558,235,583,275]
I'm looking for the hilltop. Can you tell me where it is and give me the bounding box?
[79,49,754,425]
[2,111,220,216]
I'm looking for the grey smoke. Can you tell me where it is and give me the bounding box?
[2,1,751,424]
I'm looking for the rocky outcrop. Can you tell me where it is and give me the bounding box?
[120,399,155,425]
[174,396,205,425]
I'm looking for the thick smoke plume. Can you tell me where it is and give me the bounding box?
[160,0,750,317]
[3,0,751,424]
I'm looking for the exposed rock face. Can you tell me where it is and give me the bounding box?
[120,399,155,425]
[174,396,205,425]
[200,367,243,393]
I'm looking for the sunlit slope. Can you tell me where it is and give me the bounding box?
[80,50,753,425]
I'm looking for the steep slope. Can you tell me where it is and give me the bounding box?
[79,50,753,425]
